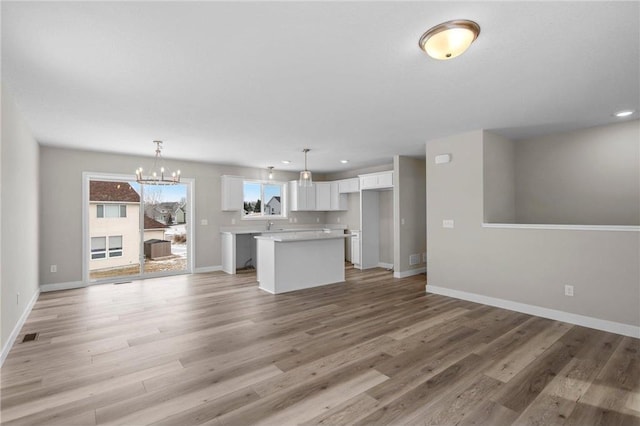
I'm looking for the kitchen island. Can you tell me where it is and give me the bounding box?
[255,231,349,294]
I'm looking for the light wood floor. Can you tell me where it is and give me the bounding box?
[1,267,639,425]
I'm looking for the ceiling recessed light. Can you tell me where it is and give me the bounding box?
[614,110,634,118]
[419,19,480,60]
[340,160,349,164]
[281,160,291,164]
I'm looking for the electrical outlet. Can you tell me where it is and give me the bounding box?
[50,264,57,273]
[294,217,298,223]
[401,218,405,225]
[564,285,574,297]
[16,293,19,305]
[316,217,320,223]
[231,218,236,225]
[289,217,293,223]
[337,217,341,223]
[422,252,426,262]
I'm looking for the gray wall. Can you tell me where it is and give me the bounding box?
[483,132,516,223]
[393,156,426,274]
[426,129,640,326]
[514,120,640,225]
[1,86,40,351]
[39,146,324,286]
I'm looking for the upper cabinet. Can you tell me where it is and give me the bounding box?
[330,182,347,211]
[359,171,393,190]
[315,182,332,211]
[290,181,347,212]
[289,181,316,211]
[338,178,359,193]
[221,175,243,211]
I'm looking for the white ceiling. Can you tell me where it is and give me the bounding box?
[2,1,638,173]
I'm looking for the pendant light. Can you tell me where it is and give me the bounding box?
[135,141,181,185]
[299,149,312,187]
[267,166,274,180]
[419,20,480,60]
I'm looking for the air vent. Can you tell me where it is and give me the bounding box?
[22,333,38,343]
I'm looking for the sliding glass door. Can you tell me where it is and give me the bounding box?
[85,174,191,283]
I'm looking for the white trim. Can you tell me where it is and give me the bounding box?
[1,289,40,366]
[377,262,394,269]
[41,281,86,292]
[393,267,426,278]
[259,286,276,294]
[482,223,639,232]
[194,266,223,273]
[427,285,640,338]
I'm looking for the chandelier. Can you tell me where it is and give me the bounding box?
[135,141,181,185]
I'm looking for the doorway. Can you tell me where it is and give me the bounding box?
[83,173,193,283]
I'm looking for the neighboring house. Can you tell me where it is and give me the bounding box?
[265,196,281,215]
[145,202,186,225]
[89,181,141,271]
[175,206,186,224]
[144,215,169,241]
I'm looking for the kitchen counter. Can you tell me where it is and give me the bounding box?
[255,231,349,243]
[255,232,347,294]
[220,225,347,274]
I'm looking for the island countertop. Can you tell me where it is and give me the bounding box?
[254,231,349,243]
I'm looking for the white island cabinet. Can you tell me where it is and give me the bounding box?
[255,232,349,294]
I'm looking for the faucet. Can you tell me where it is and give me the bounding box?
[267,221,274,231]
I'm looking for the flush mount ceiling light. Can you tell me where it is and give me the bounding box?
[614,110,635,118]
[281,160,291,164]
[419,19,480,60]
[340,160,349,164]
[299,149,313,187]
[135,140,181,185]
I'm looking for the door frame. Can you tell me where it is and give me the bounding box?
[82,171,195,284]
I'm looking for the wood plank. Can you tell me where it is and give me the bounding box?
[0,267,636,425]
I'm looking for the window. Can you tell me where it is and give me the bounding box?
[243,181,285,218]
[97,204,127,218]
[91,235,123,259]
[109,236,123,257]
[91,237,106,259]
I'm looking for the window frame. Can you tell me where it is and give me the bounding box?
[241,179,287,220]
[96,204,127,218]
[91,236,107,260]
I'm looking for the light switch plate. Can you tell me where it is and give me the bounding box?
[443,219,454,228]
[201,219,208,226]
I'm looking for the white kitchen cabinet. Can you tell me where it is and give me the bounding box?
[359,171,393,190]
[338,178,359,193]
[289,181,316,211]
[221,175,243,211]
[350,230,360,267]
[315,182,332,211]
[330,182,347,211]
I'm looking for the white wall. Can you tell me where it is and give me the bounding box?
[39,146,325,286]
[426,129,639,329]
[514,120,640,225]
[1,86,40,356]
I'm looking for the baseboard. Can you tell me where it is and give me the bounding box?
[377,262,394,270]
[1,288,40,366]
[40,281,86,292]
[194,265,223,273]
[394,267,426,278]
[427,285,640,338]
